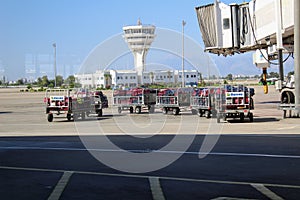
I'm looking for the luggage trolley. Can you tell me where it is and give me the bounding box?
[113,88,157,114]
[216,85,254,123]
[44,89,73,122]
[190,87,216,118]
[156,87,193,115]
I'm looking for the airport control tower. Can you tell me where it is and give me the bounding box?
[123,19,156,84]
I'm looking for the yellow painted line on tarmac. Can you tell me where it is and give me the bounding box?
[149,177,165,200]
[47,171,73,200]
[251,184,284,200]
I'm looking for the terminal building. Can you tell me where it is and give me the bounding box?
[76,70,200,89]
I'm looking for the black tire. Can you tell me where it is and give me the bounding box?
[173,108,179,115]
[129,107,134,114]
[205,110,211,119]
[118,107,122,114]
[249,112,254,122]
[197,110,203,117]
[240,113,245,122]
[97,109,103,117]
[47,114,53,122]
[135,106,141,114]
[223,114,227,121]
[67,114,72,121]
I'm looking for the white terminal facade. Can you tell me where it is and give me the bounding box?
[76,20,201,89]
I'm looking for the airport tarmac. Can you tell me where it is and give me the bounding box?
[0,85,299,136]
[1,86,300,200]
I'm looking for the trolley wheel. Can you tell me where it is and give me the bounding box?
[67,114,72,121]
[97,109,103,117]
[173,108,180,115]
[135,106,141,114]
[205,110,211,119]
[197,110,203,117]
[47,113,53,122]
[223,114,227,121]
[129,107,134,114]
[249,112,254,122]
[240,113,245,122]
[118,107,122,114]
[162,107,168,115]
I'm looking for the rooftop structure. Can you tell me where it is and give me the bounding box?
[123,19,156,84]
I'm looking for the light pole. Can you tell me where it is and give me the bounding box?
[53,43,57,88]
[182,20,186,88]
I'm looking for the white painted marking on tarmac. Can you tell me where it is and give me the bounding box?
[149,177,165,200]
[1,146,300,159]
[251,184,284,200]
[47,171,73,200]
[1,165,300,190]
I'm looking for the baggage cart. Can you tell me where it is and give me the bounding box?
[156,87,193,115]
[216,85,254,123]
[190,87,217,118]
[113,88,157,114]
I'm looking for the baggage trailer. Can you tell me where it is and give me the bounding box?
[44,89,73,122]
[45,89,108,122]
[190,87,219,118]
[156,87,193,115]
[71,89,96,120]
[113,88,157,114]
[216,85,255,123]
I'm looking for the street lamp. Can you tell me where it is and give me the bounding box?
[182,20,186,88]
[53,43,57,88]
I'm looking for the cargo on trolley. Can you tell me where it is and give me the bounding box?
[216,85,255,123]
[156,87,193,115]
[113,88,157,114]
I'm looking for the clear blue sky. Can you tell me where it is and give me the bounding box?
[0,0,291,81]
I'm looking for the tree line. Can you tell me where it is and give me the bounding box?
[1,75,81,89]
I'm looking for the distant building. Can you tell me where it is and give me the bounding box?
[75,69,200,89]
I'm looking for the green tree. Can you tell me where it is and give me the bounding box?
[104,73,112,88]
[37,77,43,87]
[17,79,24,85]
[42,76,49,87]
[287,71,294,77]
[56,75,64,87]
[269,72,279,78]
[65,75,76,88]
[226,73,233,81]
